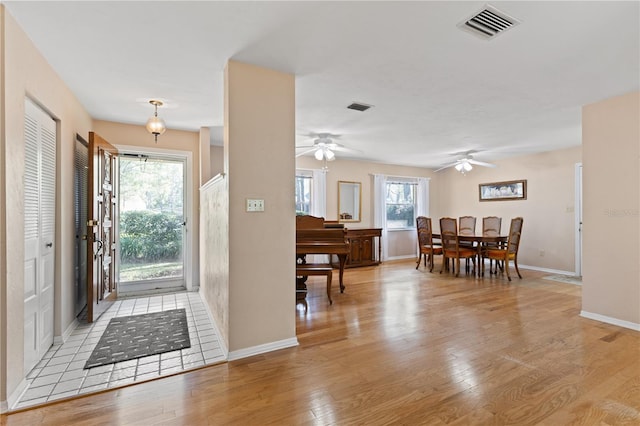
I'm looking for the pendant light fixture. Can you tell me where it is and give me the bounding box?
[146,100,166,142]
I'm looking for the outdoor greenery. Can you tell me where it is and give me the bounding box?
[386,204,415,228]
[120,211,183,262]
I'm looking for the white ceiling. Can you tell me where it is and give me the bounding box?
[4,1,639,169]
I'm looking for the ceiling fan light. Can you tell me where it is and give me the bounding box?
[455,163,463,172]
[463,161,473,171]
[314,149,324,161]
[325,149,335,161]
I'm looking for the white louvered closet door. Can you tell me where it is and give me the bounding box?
[24,98,56,375]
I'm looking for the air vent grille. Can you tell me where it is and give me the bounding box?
[459,5,519,40]
[347,102,372,112]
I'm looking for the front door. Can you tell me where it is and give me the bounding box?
[23,98,56,374]
[87,132,119,322]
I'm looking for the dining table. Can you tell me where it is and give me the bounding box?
[431,233,508,277]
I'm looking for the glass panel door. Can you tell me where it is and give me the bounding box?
[118,154,185,289]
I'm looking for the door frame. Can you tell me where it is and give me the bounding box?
[114,144,195,291]
[574,162,583,277]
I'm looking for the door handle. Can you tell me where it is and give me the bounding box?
[45,242,53,248]
[94,239,103,258]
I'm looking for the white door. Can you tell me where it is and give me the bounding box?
[24,98,56,374]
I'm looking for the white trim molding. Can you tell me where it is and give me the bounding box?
[580,311,640,331]
[200,172,225,191]
[7,379,28,411]
[54,318,79,345]
[574,163,583,276]
[387,254,417,262]
[517,264,577,276]
[227,337,299,361]
[0,400,7,414]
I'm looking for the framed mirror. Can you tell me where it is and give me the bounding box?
[338,181,362,222]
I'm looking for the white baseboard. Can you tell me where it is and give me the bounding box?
[517,264,576,276]
[227,337,299,361]
[580,311,640,331]
[0,399,7,414]
[385,254,416,261]
[196,288,229,359]
[54,318,79,345]
[7,378,28,411]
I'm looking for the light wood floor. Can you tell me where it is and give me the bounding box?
[3,260,639,425]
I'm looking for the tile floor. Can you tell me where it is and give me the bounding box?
[13,291,226,410]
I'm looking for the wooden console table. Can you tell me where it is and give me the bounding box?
[335,228,382,268]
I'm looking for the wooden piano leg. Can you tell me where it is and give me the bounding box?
[338,254,347,293]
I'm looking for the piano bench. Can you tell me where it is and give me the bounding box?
[296,264,333,304]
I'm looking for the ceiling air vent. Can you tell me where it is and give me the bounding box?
[458,4,520,40]
[347,102,372,112]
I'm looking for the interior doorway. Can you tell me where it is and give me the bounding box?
[117,152,187,295]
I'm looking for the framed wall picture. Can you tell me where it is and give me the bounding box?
[479,180,527,201]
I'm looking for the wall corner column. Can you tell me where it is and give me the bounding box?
[225,60,297,354]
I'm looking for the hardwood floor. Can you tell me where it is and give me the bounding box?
[3,260,639,425]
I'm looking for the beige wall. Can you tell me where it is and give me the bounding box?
[582,91,639,326]
[431,146,581,273]
[225,60,296,352]
[296,157,435,258]
[210,145,224,177]
[1,7,93,404]
[92,120,201,289]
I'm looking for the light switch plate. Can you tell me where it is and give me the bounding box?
[246,198,265,212]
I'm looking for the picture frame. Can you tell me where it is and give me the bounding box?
[479,179,527,202]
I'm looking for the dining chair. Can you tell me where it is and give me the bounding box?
[415,216,442,272]
[439,217,476,277]
[482,217,524,281]
[481,216,502,274]
[458,216,476,236]
[458,216,477,269]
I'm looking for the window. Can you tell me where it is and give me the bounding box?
[386,181,417,229]
[295,171,312,215]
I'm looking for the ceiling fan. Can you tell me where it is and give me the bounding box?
[435,151,497,174]
[295,133,359,168]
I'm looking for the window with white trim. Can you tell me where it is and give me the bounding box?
[386,180,417,229]
[295,170,312,215]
